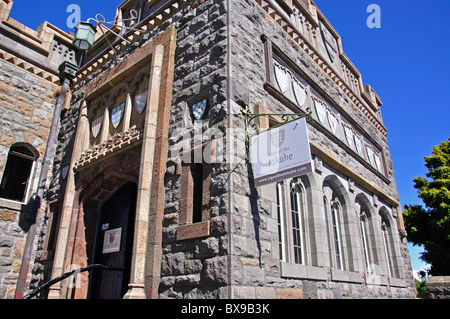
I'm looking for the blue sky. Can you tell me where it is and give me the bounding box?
[10,1,123,32]
[10,1,450,274]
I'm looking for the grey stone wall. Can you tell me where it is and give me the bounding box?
[0,0,78,298]
[28,91,84,296]
[31,0,416,299]
[160,0,231,299]
[158,0,415,299]
[224,0,416,298]
[33,0,232,299]
[427,276,450,299]
[0,62,58,299]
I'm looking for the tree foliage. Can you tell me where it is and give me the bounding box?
[415,279,428,296]
[403,137,450,275]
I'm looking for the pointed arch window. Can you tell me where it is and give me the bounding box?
[330,201,344,270]
[359,212,371,273]
[277,179,309,265]
[276,181,286,262]
[381,216,394,277]
[324,195,344,270]
[290,179,305,265]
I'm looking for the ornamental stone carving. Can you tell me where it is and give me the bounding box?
[74,125,143,171]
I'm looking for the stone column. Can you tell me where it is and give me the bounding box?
[123,93,133,132]
[123,44,164,299]
[47,99,89,299]
[100,107,110,143]
[307,172,329,267]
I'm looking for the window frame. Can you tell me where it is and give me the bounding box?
[359,212,372,274]
[330,200,344,270]
[290,179,306,265]
[276,181,287,262]
[0,145,37,203]
[276,178,308,265]
[380,216,394,278]
[323,194,345,271]
[176,140,215,241]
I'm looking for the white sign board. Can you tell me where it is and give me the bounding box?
[102,228,122,254]
[250,118,312,186]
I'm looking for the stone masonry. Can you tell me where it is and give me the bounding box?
[10,0,417,299]
[427,276,450,299]
[0,0,75,298]
[221,0,416,299]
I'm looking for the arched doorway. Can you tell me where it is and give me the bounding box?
[88,181,137,299]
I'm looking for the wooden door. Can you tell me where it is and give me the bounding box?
[88,182,137,299]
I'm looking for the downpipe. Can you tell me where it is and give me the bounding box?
[14,62,78,299]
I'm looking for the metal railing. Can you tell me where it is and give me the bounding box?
[23,264,123,299]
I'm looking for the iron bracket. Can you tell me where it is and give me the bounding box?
[241,105,312,148]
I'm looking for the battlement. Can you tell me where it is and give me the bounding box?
[0,0,76,83]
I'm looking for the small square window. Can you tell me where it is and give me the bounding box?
[176,140,215,241]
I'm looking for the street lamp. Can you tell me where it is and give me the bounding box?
[73,21,97,51]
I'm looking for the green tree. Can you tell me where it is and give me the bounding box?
[403,137,450,276]
[415,279,428,296]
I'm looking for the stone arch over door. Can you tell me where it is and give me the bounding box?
[87,181,137,299]
[64,147,141,299]
[48,29,176,299]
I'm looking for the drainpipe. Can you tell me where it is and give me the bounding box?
[14,61,79,299]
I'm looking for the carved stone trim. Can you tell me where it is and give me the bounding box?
[74,125,143,171]
[73,1,189,88]
[255,0,387,136]
[0,48,60,84]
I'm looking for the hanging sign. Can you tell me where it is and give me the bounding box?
[250,118,312,187]
[102,227,122,254]
[111,103,125,128]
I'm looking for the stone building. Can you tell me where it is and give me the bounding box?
[2,0,416,299]
[0,0,77,298]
